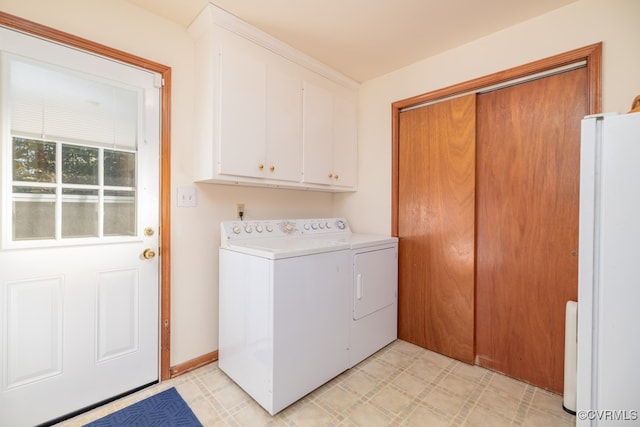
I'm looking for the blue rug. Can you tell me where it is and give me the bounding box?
[84,387,202,427]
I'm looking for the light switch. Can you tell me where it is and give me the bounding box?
[177,187,197,207]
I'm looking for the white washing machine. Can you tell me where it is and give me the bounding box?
[218,218,397,415]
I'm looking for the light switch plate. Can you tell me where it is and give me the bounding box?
[177,187,197,207]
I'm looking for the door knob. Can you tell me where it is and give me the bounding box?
[143,248,156,259]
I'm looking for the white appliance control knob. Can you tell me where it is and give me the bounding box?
[244,224,252,233]
[281,222,295,233]
[304,224,310,230]
[319,223,325,229]
[255,224,263,233]
[336,220,346,230]
[311,223,318,230]
[325,222,331,229]
[266,225,273,232]
[232,225,241,234]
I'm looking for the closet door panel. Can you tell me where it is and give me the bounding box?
[475,67,587,393]
[397,94,476,364]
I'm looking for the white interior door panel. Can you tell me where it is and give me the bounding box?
[0,26,161,426]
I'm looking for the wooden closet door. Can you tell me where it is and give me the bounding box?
[398,94,476,364]
[475,68,587,393]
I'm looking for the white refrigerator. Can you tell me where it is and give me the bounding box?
[577,112,640,425]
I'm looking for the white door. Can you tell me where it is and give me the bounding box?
[0,28,161,426]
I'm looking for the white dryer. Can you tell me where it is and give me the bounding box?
[348,234,398,367]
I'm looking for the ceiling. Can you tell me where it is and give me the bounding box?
[126,0,577,82]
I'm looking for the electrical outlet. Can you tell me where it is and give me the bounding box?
[236,203,245,219]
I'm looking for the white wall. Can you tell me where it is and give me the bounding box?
[2,0,639,367]
[340,0,640,236]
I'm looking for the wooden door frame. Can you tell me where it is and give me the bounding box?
[0,11,173,381]
[391,43,602,235]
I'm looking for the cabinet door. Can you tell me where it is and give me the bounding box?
[266,63,303,182]
[302,79,358,189]
[302,80,334,185]
[218,44,267,178]
[332,95,358,188]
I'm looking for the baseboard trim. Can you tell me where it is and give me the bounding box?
[169,350,218,378]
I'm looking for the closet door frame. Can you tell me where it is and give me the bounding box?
[391,42,602,233]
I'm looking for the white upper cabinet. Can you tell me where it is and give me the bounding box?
[266,62,304,182]
[189,4,358,192]
[217,32,302,182]
[333,95,358,188]
[302,78,358,188]
[217,41,268,179]
[302,80,334,185]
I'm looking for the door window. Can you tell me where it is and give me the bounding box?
[12,138,136,241]
[3,55,141,246]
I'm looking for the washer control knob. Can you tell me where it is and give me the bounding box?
[281,222,295,233]
[319,222,325,229]
[336,220,346,230]
[232,225,241,234]
[325,222,331,229]
[244,224,252,233]
[304,224,310,230]
[311,223,318,230]
[255,224,263,233]
[266,225,273,232]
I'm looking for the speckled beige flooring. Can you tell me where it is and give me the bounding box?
[57,340,576,426]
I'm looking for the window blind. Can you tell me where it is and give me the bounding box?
[9,56,139,149]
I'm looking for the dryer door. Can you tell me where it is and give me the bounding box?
[353,247,397,320]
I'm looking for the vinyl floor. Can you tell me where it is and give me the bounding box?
[57,340,576,426]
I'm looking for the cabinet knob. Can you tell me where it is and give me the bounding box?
[328,173,334,178]
[270,165,275,172]
[258,164,264,170]
[334,175,339,180]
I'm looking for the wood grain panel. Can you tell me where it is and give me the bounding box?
[392,43,601,237]
[475,68,587,393]
[398,94,476,363]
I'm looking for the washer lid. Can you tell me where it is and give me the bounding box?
[224,237,350,259]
